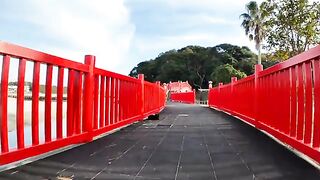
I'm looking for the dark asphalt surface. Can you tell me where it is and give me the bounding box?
[1,103,319,180]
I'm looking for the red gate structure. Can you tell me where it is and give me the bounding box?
[208,45,320,165]
[170,90,195,104]
[0,42,166,165]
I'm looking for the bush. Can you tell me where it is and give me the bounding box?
[211,64,247,85]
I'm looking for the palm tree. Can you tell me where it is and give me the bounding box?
[240,1,266,64]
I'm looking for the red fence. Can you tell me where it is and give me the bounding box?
[0,42,166,165]
[170,90,195,104]
[208,45,320,164]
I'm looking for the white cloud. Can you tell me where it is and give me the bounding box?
[167,0,264,9]
[133,32,256,62]
[199,15,238,25]
[2,0,135,73]
[1,0,263,75]
[124,0,262,70]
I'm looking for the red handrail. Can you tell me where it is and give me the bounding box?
[170,90,195,104]
[208,45,320,164]
[0,41,166,165]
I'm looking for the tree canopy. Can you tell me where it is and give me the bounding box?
[211,64,247,84]
[243,0,320,61]
[129,44,278,89]
[240,1,267,64]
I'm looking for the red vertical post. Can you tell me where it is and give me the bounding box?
[138,74,145,118]
[73,72,80,133]
[93,75,99,129]
[110,78,114,124]
[304,62,312,144]
[254,64,263,128]
[105,78,111,126]
[123,82,127,119]
[290,67,297,137]
[17,58,26,149]
[312,60,320,148]
[56,67,64,139]
[105,77,110,126]
[297,64,304,140]
[119,80,123,121]
[82,55,95,141]
[76,72,83,134]
[45,64,53,142]
[67,69,75,136]
[0,55,10,153]
[218,83,223,108]
[230,77,237,111]
[117,79,120,122]
[99,76,105,128]
[156,81,161,109]
[32,62,40,144]
[114,79,118,124]
[282,69,291,134]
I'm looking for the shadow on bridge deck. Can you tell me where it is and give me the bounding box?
[1,103,319,180]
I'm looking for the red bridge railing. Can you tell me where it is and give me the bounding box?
[0,42,166,165]
[170,90,195,104]
[208,45,320,164]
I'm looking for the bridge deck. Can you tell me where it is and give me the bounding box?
[1,103,319,180]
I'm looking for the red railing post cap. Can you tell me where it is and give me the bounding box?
[84,55,96,65]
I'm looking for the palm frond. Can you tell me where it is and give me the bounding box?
[246,1,259,17]
[239,13,251,20]
[240,0,266,52]
[249,34,254,41]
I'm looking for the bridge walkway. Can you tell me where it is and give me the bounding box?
[1,103,319,180]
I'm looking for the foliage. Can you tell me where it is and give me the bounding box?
[130,44,276,89]
[211,64,247,85]
[240,1,267,64]
[261,0,320,60]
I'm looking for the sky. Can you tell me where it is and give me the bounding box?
[0,0,263,75]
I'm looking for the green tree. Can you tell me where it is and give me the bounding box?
[129,44,266,89]
[211,64,247,85]
[240,1,267,64]
[262,0,320,60]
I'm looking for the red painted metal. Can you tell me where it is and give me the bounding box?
[297,64,304,140]
[32,62,40,145]
[105,77,110,126]
[67,69,75,137]
[312,59,320,148]
[290,66,297,137]
[45,64,53,142]
[138,74,145,116]
[17,58,26,149]
[56,67,64,139]
[0,55,10,153]
[170,90,195,104]
[74,71,82,134]
[110,78,114,125]
[0,41,165,165]
[0,42,88,72]
[304,62,312,144]
[93,75,99,129]
[208,45,320,164]
[99,76,105,128]
[114,79,119,124]
[82,55,95,140]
